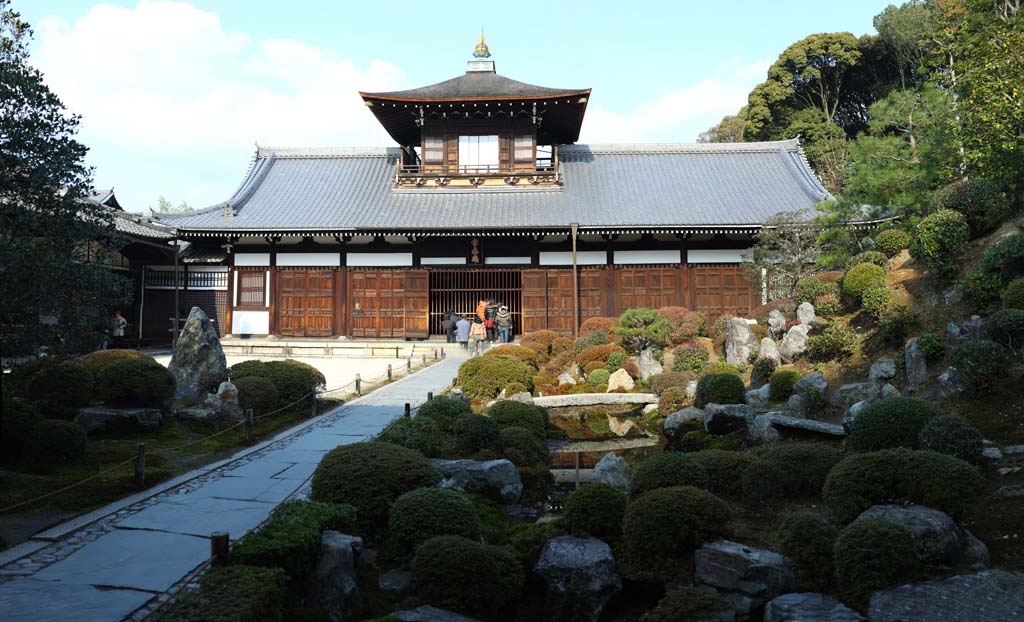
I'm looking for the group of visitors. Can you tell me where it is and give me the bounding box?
[440,298,514,356]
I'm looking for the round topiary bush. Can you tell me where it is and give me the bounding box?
[457,355,533,400]
[81,349,152,377]
[29,360,93,416]
[689,449,755,496]
[414,396,473,433]
[843,263,886,300]
[26,419,87,464]
[388,488,481,560]
[835,518,918,608]
[573,328,612,354]
[233,376,279,416]
[229,359,326,407]
[563,483,627,540]
[742,443,843,506]
[702,360,742,376]
[639,587,731,622]
[806,323,858,361]
[769,370,801,402]
[847,397,941,453]
[823,448,985,522]
[672,342,709,373]
[777,512,838,592]
[657,386,689,416]
[579,317,619,338]
[486,400,547,441]
[795,276,841,318]
[451,413,503,457]
[623,486,731,573]
[913,209,970,282]
[694,373,745,408]
[309,441,440,540]
[500,426,548,467]
[875,229,911,257]
[950,339,1010,396]
[484,345,539,367]
[606,351,628,373]
[981,232,1024,277]
[576,343,629,368]
[847,250,889,270]
[1,399,42,463]
[411,535,523,619]
[986,309,1024,352]
[377,417,444,458]
[916,331,946,362]
[932,179,1009,237]
[588,368,610,386]
[648,371,696,395]
[861,285,893,319]
[657,307,708,343]
[96,358,175,409]
[918,415,984,463]
[1002,278,1024,310]
[629,451,710,497]
[8,356,69,399]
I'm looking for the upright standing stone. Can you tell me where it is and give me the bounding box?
[592,453,633,494]
[767,310,787,339]
[168,307,227,406]
[606,369,635,392]
[307,531,363,622]
[638,348,663,381]
[779,325,810,362]
[726,318,759,366]
[534,536,621,622]
[904,338,927,394]
[796,302,817,327]
[758,338,781,367]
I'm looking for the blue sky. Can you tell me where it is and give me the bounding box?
[21,1,896,211]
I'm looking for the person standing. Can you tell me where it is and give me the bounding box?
[456,314,471,349]
[441,311,455,343]
[484,299,498,342]
[496,304,512,343]
[468,316,487,356]
[111,310,127,348]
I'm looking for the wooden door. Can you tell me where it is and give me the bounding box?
[378,271,405,338]
[404,270,429,339]
[521,270,548,333]
[546,269,575,336]
[278,270,334,337]
[348,270,380,337]
[579,267,608,321]
[691,265,755,319]
[613,266,682,314]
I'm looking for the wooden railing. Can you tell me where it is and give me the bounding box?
[397,160,557,177]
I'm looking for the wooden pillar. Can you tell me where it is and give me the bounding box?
[269,251,279,336]
[571,223,579,337]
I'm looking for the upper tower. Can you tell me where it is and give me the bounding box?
[359,36,590,189]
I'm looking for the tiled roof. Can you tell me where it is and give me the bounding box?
[111,210,174,239]
[361,71,589,101]
[154,139,832,235]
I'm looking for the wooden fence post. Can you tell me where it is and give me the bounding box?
[134,443,145,488]
[387,364,393,382]
[244,408,254,442]
[404,403,411,418]
[407,357,412,372]
[427,391,433,401]
[355,373,362,396]
[309,387,317,418]
[421,354,426,367]
[211,532,230,566]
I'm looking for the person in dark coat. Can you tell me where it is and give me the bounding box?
[441,309,456,343]
[484,299,498,342]
[456,315,471,349]
[496,304,512,343]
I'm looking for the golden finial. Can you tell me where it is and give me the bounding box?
[473,28,491,58]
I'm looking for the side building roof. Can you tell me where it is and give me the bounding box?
[154,139,832,237]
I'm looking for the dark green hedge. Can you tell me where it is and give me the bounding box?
[630,451,710,497]
[847,397,941,452]
[742,443,843,506]
[154,565,287,622]
[26,419,86,464]
[623,486,731,574]
[777,512,838,592]
[694,373,745,408]
[411,535,523,619]
[638,587,730,622]
[835,518,918,609]
[563,483,627,541]
[29,360,93,417]
[486,400,547,442]
[96,357,175,408]
[229,359,325,408]
[388,488,481,561]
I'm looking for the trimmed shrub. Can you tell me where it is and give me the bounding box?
[981,232,1024,277]
[550,337,573,355]
[154,565,287,622]
[457,355,533,400]
[81,349,151,377]
[621,360,640,379]
[415,396,473,432]
[573,329,611,354]
[451,413,503,456]
[962,269,1007,314]
[504,381,527,396]
[877,304,918,347]
[588,368,610,386]
[769,370,801,402]
[777,512,838,592]
[411,535,523,619]
[689,449,755,496]
[950,339,1010,395]
[916,332,946,362]
[742,443,843,505]
[750,357,777,389]
[913,209,970,281]
[648,371,696,395]
[483,344,538,366]
[875,229,911,257]
[658,387,689,415]
[847,250,889,270]
[795,276,841,318]
[823,448,985,522]
[843,263,886,300]
[564,483,627,540]
[576,343,628,367]
[1002,278,1024,310]
[579,317,618,338]
[672,342,709,373]
[700,360,742,376]
[630,451,710,497]
[932,179,1009,236]
[29,360,93,415]
[986,309,1024,352]
[522,330,557,347]
[487,400,547,442]
[234,376,279,416]
[500,426,548,467]
[657,307,708,342]
[605,351,628,373]
[1,399,42,463]
[26,419,87,464]
[8,356,70,399]
[806,323,857,361]
[918,415,984,463]
[639,587,731,622]
[694,373,745,409]
[861,285,893,319]
[847,397,941,452]
[623,486,731,572]
[377,417,444,458]
[96,358,174,409]
[388,488,481,560]
[229,360,325,407]
[835,518,917,608]
[309,441,440,540]
[614,307,671,353]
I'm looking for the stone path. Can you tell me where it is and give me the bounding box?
[0,353,465,622]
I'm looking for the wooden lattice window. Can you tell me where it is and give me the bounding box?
[237,271,266,307]
[514,134,534,166]
[422,136,444,166]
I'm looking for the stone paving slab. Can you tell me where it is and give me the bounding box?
[188,475,301,504]
[285,431,367,451]
[32,529,208,592]
[272,462,320,481]
[115,494,274,540]
[225,459,295,479]
[1,579,155,622]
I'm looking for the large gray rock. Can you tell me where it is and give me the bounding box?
[879,383,900,399]
[592,453,633,494]
[75,407,163,435]
[606,368,635,392]
[558,372,577,386]
[779,325,810,362]
[783,394,808,419]
[947,315,985,345]
[767,309,788,339]
[685,380,698,400]
[748,415,781,443]
[168,306,227,406]
[855,505,964,566]
[205,380,243,421]
[534,536,621,622]
[307,531,363,622]
[842,400,870,433]
[432,459,523,503]
[830,382,881,412]
[904,337,927,394]
[638,348,663,381]
[868,570,1024,622]
[704,403,755,435]
[746,384,772,410]
[796,302,817,327]
[763,414,846,438]
[793,372,828,398]
[508,391,534,405]
[726,318,759,365]
[963,529,991,571]
[695,540,797,607]
[929,367,965,400]
[764,593,862,622]
[869,357,897,383]
[663,406,703,446]
[785,373,827,419]
[758,338,782,367]
[389,606,480,622]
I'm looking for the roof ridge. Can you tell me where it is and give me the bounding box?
[257,146,395,158]
[563,139,800,155]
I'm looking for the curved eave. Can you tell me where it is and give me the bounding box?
[359,88,591,104]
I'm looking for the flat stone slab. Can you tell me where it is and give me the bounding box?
[272,461,320,481]
[286,431,367,451]
[534,393,658,408]
[268,448,332,464]
[548,437,660,453]
[188,475,301,504]
[764,414,846,437]
[115,494,274,539]
[226,459,297,479]
[32,529,208,592]
[0,579,154,622]
[868,570,1024,621]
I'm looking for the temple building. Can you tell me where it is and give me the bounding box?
[152,37,831,340]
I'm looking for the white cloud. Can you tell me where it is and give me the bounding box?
[580,57,769,143]
[33,1,404,210]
